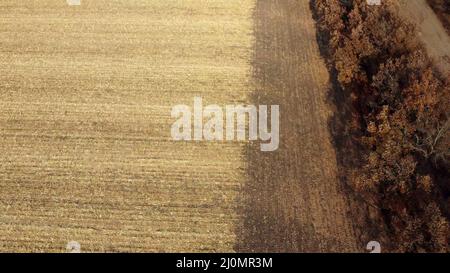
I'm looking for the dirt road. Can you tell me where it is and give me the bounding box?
[397,0,450,74]
[0,0,359,252]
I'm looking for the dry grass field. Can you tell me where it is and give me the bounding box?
[0,0,359,252]
[397,0,450,74]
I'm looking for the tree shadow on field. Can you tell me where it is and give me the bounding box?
[234,0,361,252]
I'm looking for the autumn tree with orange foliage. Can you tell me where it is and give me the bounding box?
[313,0,449,252]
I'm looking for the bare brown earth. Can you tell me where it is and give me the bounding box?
[397,0,450,74]
[0,0,359,252]
[236,0,359,252]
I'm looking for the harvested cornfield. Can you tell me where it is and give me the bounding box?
[0,0,359,252]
